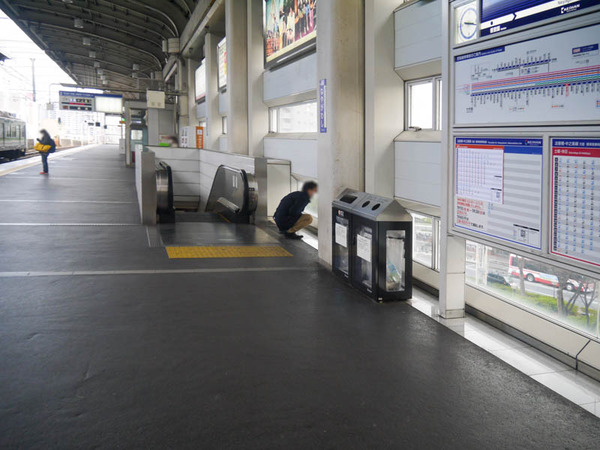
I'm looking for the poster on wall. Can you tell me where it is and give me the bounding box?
[263,0,317,68]
[551,138,600,267]
[195,60,206,102]
[454,137,544,249]
[454,24,600,126]
[217,37,227,90]
[480,0,600,37]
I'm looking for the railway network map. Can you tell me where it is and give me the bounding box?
[454,24,600,125]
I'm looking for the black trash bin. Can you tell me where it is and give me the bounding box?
[332,189,368,281]
[349,194,413,302]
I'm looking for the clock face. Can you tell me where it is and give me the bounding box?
[454,2,478,45]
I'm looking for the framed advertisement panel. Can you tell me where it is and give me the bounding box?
[263,0,317,69]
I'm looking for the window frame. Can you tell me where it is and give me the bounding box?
[409,210,441,271]
[405,75,442,131]
[268,99,318,134]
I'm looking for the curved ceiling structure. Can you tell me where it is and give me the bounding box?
[0,0,199,97]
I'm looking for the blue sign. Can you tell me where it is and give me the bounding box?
[480,0,598,37]
[319,79,327,133]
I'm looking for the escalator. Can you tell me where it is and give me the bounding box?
[205,165,258,224]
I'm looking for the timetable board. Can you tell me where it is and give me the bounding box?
[454,137,544,249]
[551,138,600,266]
[454,24,600,125]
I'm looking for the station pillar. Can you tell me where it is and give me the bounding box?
[247,0,269,157]
[225,0,249,154]
[316,0,365,264]
[186,58,200,128]
[364,0,402,197]
[204,32,223,151]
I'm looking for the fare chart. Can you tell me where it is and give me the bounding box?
[455,137,544,249]
[454,24,600,125]
[551,138,600,267]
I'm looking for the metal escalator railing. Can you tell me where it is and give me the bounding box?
[205,165,258,224]
[156,161,175,223]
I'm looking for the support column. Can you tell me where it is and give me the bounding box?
[317,0,365,264]
[176,59,189,131]
[204,33,222,151]
[187,57,200,128]
[225,0,249,154]
[247,0,269,157]
[439,2,465,318]
[364,0,402,197]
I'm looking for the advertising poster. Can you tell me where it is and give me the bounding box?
[264,0,317,67]
[217,37,227,90]
[195,61,206,102]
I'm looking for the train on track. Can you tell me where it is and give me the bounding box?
[0,111,27,160]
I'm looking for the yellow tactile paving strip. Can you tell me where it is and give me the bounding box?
[165,246,293,259]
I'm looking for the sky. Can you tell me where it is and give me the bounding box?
[0,10,74,104]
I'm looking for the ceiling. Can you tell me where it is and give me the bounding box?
[0,0,199,98]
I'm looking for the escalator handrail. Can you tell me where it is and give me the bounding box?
[205,165,256,217]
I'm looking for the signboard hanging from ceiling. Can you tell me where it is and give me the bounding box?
[94,94,123,114]
[217,37,227,90]
[263,0,317,69]
[59,91,95,111]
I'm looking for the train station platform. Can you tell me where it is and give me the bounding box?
[1,145,599,448]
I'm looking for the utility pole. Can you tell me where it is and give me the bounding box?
[30,58,36,102]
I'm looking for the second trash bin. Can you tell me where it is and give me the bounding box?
[332,189,413,302]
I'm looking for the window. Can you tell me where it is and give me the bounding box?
[269,100,317,133]
[410,212,441,270]
[466,240,600,339]
[406,76,442,130]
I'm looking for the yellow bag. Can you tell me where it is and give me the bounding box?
[34,143,51,152]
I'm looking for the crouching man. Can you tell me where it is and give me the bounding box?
[273,181,318,239]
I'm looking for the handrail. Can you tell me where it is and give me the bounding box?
[156,162,175,223]
[205,165,258,224]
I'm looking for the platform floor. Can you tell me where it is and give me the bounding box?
[1,146,599,449]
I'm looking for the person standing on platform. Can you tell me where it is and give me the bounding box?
[36,129,56,175]
[273,181,318,239]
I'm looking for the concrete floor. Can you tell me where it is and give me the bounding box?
[1,145,599,449]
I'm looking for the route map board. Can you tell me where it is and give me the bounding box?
[454,24,600,125]
[455,137,544,249]
[551,138,600,266]
[480,0,600,37]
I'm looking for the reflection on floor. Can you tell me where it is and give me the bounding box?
[408,291,600,418]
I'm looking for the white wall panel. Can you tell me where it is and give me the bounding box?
[394,0,441,72]
[264,137,317,179]
[263,53,317,104]
[149,146,201,201]
[394,141,441,206]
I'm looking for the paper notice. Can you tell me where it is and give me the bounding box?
[356,234,372,262]
[335,223,347,248]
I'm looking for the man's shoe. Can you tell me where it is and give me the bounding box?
[284,232,303,240]
[39,172,48,175]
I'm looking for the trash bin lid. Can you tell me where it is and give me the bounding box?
[332,188,369,212]
[351,193,412,222]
